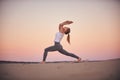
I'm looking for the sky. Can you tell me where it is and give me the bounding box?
[0,0,120,62]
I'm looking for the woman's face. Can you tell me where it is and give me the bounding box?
[63,27,68,33]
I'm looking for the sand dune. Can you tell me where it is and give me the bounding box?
[0,59,120,80]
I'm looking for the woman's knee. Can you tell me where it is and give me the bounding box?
[44,48,48,52]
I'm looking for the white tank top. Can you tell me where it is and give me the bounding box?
[54,32,64,42]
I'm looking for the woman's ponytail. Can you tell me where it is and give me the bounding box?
[67,34,70,44]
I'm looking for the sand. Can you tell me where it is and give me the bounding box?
[0,59,120,80]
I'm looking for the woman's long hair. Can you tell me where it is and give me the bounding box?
[65,28,70,44]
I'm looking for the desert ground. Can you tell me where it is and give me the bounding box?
[0,59,120,80]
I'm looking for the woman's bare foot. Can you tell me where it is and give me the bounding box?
[72,58,81,63]
[74,58,81,63]
[77,58,81,62]
[41,61,45,64]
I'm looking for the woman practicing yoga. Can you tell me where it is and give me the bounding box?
[42,20,81,63]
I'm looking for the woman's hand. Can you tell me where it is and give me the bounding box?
[60,20,73,26]
[66,20,73,24]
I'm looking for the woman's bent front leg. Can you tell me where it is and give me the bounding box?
[43,45,57,61]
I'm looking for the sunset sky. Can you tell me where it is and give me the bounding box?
[0,0,120,62]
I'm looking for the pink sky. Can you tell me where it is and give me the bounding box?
[0,0,120,62]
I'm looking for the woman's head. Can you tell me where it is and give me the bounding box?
[63,27,70,34]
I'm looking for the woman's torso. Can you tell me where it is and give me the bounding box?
[54,32,64,42]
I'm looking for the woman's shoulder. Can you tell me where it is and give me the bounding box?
[56,32,64,35]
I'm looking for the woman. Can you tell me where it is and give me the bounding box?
[41,20,81,63]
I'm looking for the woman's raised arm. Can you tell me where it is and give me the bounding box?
[59,20,73,33]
